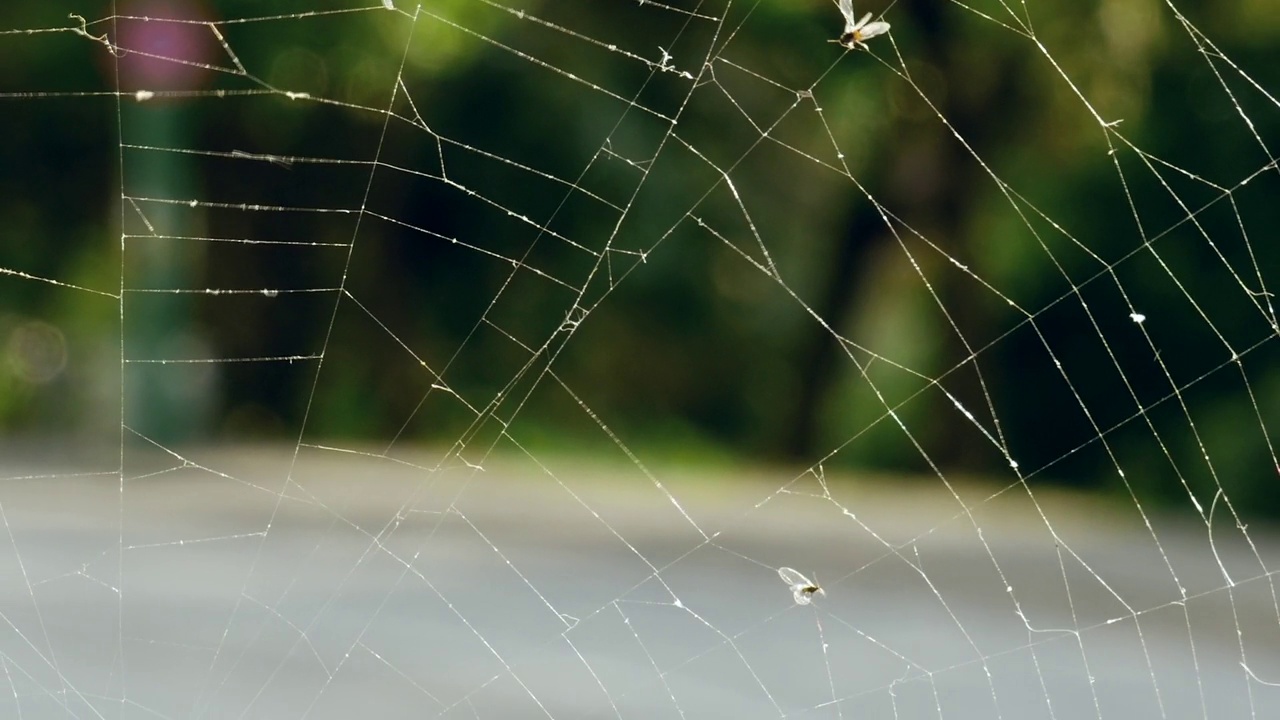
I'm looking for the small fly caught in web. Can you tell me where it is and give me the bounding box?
[831,0,890,49]
[778,567,825,605]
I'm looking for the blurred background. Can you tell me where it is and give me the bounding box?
[3,3,1280,718]
[0,0,1277,515]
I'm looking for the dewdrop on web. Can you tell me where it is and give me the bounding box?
[831,0,890,49]
[778,567,825,605]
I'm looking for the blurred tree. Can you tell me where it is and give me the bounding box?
[1,0,1277,512]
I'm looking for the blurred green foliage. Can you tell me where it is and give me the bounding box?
[1,0,1278,514]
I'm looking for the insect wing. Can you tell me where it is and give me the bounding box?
[778,566,812,588]
[836,0,855,25]
[858,20,890,40]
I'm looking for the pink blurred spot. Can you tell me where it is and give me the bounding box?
[114,0,217,91]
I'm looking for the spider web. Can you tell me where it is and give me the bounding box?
[1,0,1279,718]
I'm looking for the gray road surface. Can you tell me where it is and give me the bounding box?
[1,444,1277,719]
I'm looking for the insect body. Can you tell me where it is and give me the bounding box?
[778,567,825,605]
[832,0,890,49]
